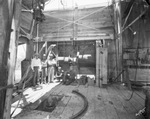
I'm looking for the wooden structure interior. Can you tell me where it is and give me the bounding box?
[0,0,150,119]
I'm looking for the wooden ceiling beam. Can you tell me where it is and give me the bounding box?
[43,36,113,41]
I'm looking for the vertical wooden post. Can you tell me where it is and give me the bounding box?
[0,0,14,118]
[99,48,108,85]
[118,0,123,82]
[3,0,22,119]
[96,41,100,87]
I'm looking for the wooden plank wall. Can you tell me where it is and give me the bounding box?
[122,0,150,82]
[39,6,114,41]
[37,5,118,81]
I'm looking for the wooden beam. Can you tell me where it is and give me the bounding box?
[0,0,14,118]
[3,0,22,119]
[122,2,134,29]
[37,35,114,42]
[96,41,100,87]
[121,8,148,34]
[41,33,113,38]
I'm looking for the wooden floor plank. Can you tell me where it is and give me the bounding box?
[93,86,107,119]
[112,84,145,119]
[132,92,145,107]
[112,84,136,113]
[113,85,137,119]
[87,86,98,119]
[57,85,79,119]
[134,91,145,100]
[81,85,95,119]
[107,86,127,119]
[100,86,119,119]
[77,84,89,119]
[116,85,144,111]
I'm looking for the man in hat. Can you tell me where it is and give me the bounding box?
[31,54,42,86]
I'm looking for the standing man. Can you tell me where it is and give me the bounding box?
[47,53,56,83]
[31,54,42,86]
[41,54,47,84]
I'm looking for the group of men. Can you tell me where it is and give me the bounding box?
[31,53,56,86]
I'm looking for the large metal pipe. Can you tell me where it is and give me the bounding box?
[57,54,91,62]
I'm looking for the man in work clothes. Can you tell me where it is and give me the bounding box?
[31,54,42,86]
[41,54,47,84]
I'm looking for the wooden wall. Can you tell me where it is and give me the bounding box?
[38,5,117,80]
[122,0,150,83]
[39,6,114,41]
[19,2,120,82]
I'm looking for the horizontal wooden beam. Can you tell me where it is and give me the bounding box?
[35,35,114,42]
[40,26,113,32]
[40,32,113,38]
